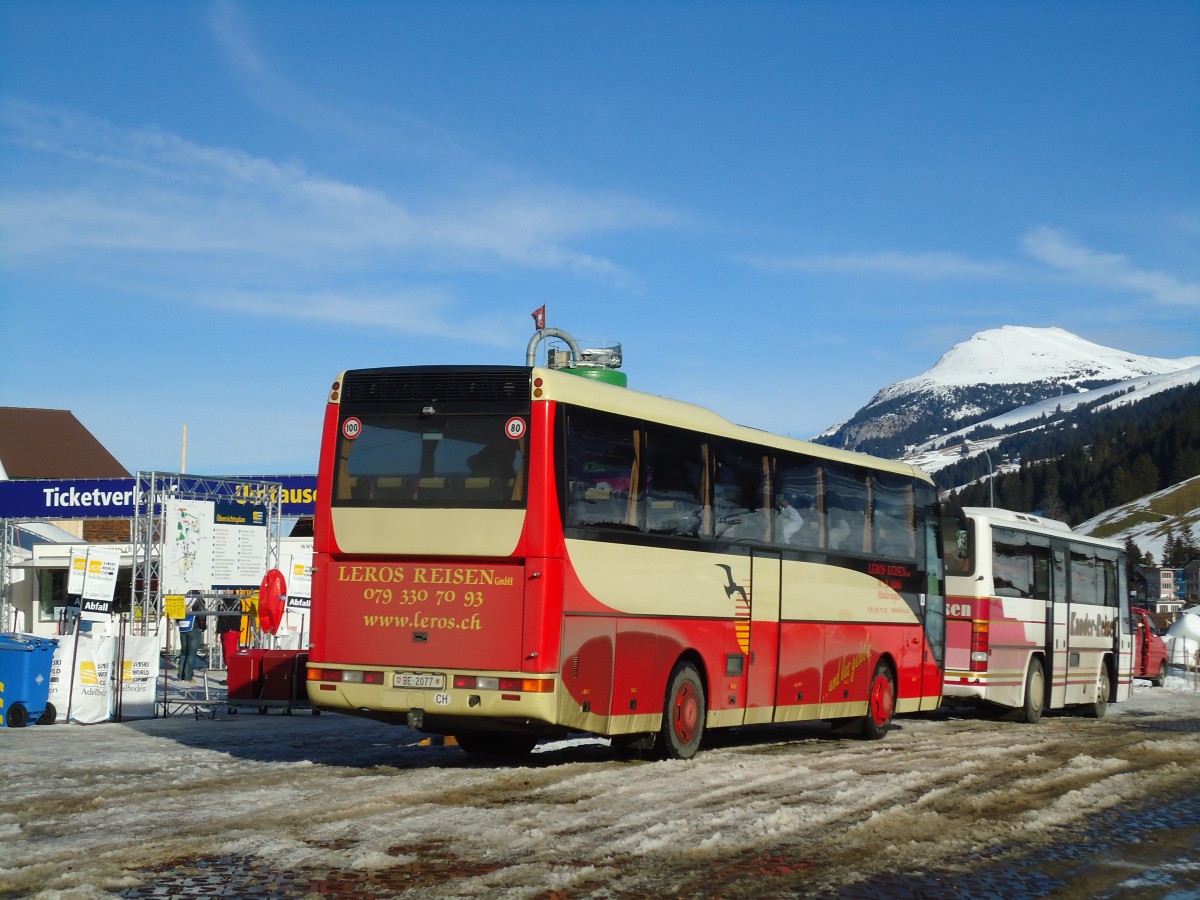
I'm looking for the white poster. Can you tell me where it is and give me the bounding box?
[115,636,159,719]
[81,547,121,602]
[46,639,76,717]
[286,541,313,604]
[163,499,214,594]
[80,547,122,622]
[66,548,88,596]
[72,635,115,724]
[162,498,270,594]
[210,501,269,589]
[47,635,160,723]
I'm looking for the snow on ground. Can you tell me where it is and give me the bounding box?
[2,672,1199,898]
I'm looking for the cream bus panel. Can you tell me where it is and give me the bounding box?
[331,508,524,557]
[566,539,918,625]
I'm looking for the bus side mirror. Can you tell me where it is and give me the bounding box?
[956,529,969,559]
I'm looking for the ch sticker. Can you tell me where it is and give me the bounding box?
[505,417,526,440]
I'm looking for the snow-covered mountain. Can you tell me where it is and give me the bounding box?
[816,326,1200,462]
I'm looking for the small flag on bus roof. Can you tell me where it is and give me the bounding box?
[531,305,546,330]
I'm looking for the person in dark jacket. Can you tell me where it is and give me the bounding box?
[176,592,205,682]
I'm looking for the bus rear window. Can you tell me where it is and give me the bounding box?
[332,412,528,509]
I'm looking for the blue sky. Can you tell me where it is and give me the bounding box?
[2,1,1197,476]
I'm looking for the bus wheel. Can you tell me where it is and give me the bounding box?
[1082,664,1110,719]
[860,662,895,740]
[658,661,705,760]
[1152,661,1167,687]
[1020,659,1045,724]
[455,732,537,758]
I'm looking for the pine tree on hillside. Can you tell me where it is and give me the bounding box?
[1164,528,1200,567]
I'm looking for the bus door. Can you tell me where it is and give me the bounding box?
[744,549,783,723]
[920,515,946,704]
[1048,542,1069,708]
[1112,552,1133,701]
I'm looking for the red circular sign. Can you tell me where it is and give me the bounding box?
[342,417,362,440]
[505,417,526,440]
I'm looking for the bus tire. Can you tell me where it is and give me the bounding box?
[1082,663,1111,719]
[455,732,537,758]
[859,661,895,741]
[1020,658,1045,724]
[657,661,705,760]
[1152,661,1167,687]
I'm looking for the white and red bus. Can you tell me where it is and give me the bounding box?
[306,364,945,758]
[941,507,1133,722]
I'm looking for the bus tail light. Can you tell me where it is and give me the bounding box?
[308,667,385,685]
[970,621,990,672]
[453,674,554,693]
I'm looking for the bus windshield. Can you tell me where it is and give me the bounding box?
[332,411,528,509]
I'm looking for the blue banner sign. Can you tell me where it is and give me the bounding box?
[0,476,317,519]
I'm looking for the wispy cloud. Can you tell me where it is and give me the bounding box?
[743,250,1011,280]
[203,287,514,345]
[0,98,671,275]
[1020,226,1200,307]
[744,229,1199,311]
[207,1,447,156]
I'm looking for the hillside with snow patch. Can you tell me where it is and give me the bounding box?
[816,326,1200,459]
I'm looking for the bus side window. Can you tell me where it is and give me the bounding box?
[713,441,768,543]
[872,473,916,559]
[1070,549,1100,605]
[375,477,410,501]
[825,465,868,554]
[774,457,821,549]
[563,407,638,529]
[642,425,706,537]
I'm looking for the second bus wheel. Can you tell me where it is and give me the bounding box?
[657,661,706,760]
[1082,664,1111,719]
[859,661,895,741]
[1020,658,1046,724]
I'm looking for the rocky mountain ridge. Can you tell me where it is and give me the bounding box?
[816,326,1200,461]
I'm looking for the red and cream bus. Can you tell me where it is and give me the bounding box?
[941,506,1133,722]
[306,364,945,758]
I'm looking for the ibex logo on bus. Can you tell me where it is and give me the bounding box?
[716,564,751,654]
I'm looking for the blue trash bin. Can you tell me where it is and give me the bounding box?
[0,633,60,727]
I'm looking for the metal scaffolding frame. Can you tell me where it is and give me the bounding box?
[0,519,15,631]
[131,472,283,635]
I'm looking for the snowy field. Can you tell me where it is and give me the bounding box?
[2,676,1199,899]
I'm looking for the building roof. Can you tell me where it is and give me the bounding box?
[0,407,129,479]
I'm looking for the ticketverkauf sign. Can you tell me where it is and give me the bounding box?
[0,476,317,519]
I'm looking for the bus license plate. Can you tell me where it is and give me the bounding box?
[394,672,445,690]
